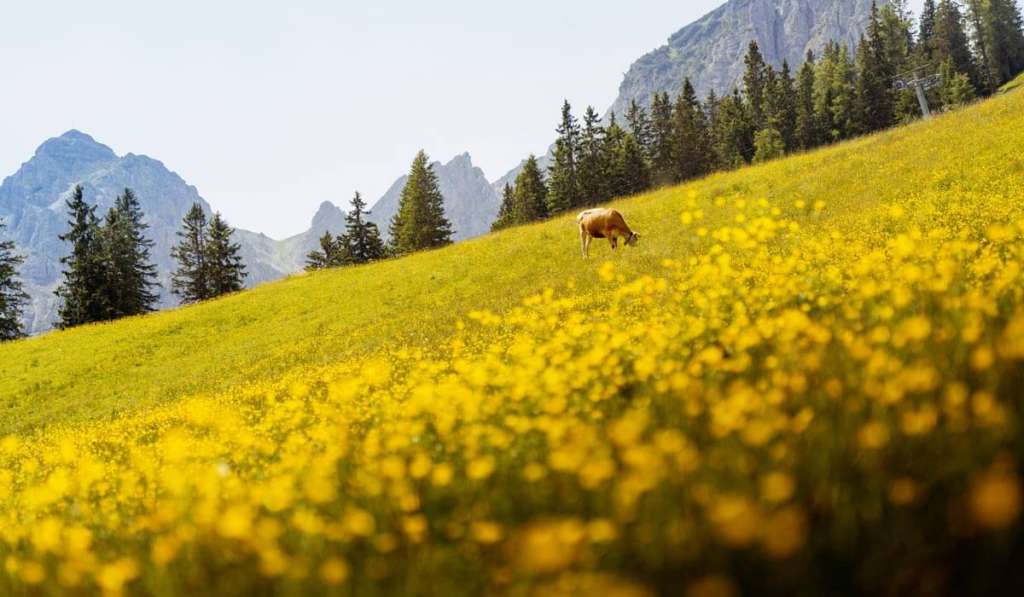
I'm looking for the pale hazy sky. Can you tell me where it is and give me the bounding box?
[1,0,927,238]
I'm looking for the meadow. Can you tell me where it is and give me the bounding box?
[1,87,1024,595]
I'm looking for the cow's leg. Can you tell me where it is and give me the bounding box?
[610,234,618,250]
[580,226,589,258]
[584,235,592,259]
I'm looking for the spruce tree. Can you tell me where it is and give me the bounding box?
[577,106,608,205]
[855,4,896,134]
[920,0,938,53]
[973,0,1024,87]
[205,213,246,298]
[0,219,28,341]
[602,116,628,198]
[753,128,786,163]
[615,133,651,197]
[673,78,715,181]
[743,41,770,128]
[776,61,799,150]
[343,192,385,264]
[305,232,348,271]
[795,51,822,149]
[939,58,977,107]
[389,151,453,255]
[649,92,676,185]
[546,101,581,214]
[966,0,998,94]
[932,0,980,91]
[513,155,549,224]
[625,99,653,160]
[712,89,755,168]
[171,203,210,304]
[56,185,108,328]
[102,188,159,319]
[491,183,515,232]
[815,42,857,141]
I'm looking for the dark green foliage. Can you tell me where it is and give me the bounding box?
[171,204,209,304]
[940,58,978,107]
[743,41,770,128]
[814,42,857,142]
[649,92,676,186]
[513,155,549,224]
[672,78,715,182]
[614,132,651,197]
[0,219,28,341]
[753,127,786,163]
[389,151,453,255]
[795,51,822,149]
[305,231,349,271]
[546,101,582,214]
[711,89,755,169]
[491,184,516,232]
[577,106,608,205]
[56,185,108,328]
[920,0,938,53]
[970,0,1024,88]
[932,0,980,90]
[205,213,246,298]
[101,189,160,319]
[342,192,385,265]
[855,4,897,134]
[625,99,653,160]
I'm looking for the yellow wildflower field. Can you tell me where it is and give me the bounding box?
[2,89,1024,595]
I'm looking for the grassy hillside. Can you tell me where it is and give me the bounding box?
[1,90,1024,595]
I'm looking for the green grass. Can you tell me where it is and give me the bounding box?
[2,89,1023,436]
[1000,70,1024,93]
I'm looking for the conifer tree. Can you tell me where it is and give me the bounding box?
[775,61,799,149]
[966,0,998,93]
[815,42,857,141]
[0,219,28,341]
[101,188,159,319]
[305,232,348,271]
[614,133,651,197]
[513,155,549,224]
[939,58,977,107]
[546,101,582,214]
[625,99,653,160]
[932,0,980,91]
[205,213,246,298]
[712,89,755,168]
[343,192,385,264]
[753,128,786,163]
[649,92,676,185]
[577,106,608,205]
[855,4,896,133]
[920,0,938,53]
[971,0,1024,87]
[743,41,770,128]
[795,51,822,149]
[56,185,108,328]
[602,116,628,198]
[673,78,715,181]
[389,151,453,255]
[491,183,515,232]
[171,203,210,304]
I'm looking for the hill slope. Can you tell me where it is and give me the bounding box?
[2,90,1024,595]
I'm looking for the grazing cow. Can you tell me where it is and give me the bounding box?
[577,208,640,259]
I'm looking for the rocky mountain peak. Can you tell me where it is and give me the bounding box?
[310,200,347,235]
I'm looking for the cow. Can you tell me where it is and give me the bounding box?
[577,208,640,259]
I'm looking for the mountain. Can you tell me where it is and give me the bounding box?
[0,131,295,334]
[607,0,878,115]
[369,153,500,242]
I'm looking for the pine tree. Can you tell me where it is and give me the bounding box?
[649,92,676,185]
[855,4,896,134]
[0,219,28,341]
[602,116,628,198]
[920,0,938,53]
[972,0,1024,87]
[939,58,977,107]
[389,151,453,255]
[101,188,159,319]
[795,51,822,149]
[205,213,246,298]
[775,61,799,150]
[673,78,715,181]
[305,231,348,271]
[546,101,581,214]
[753,128,786,163]
[343,192,385,264]
[625,99,653,160]
[513,155,549,224]
[171,203,210,304]
[743,41,770,128]
[932,0,980,91]
[491,183,516,232]
[712,89,755,168]
[815,42,857,141]
[577,106,608,205]
[966,0,998,94]
[615,132,651,197]
[56,185,108,328]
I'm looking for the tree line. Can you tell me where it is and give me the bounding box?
[493,0,1024,230]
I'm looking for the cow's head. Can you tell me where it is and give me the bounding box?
[626,232,640,247]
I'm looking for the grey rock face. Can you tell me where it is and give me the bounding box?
[368,153,500,242]
[0,131,294,334]
[607,0,879,115]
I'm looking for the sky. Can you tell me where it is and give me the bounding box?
[2,0,930,239]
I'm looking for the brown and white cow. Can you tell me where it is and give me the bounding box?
[577,208,640,259]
